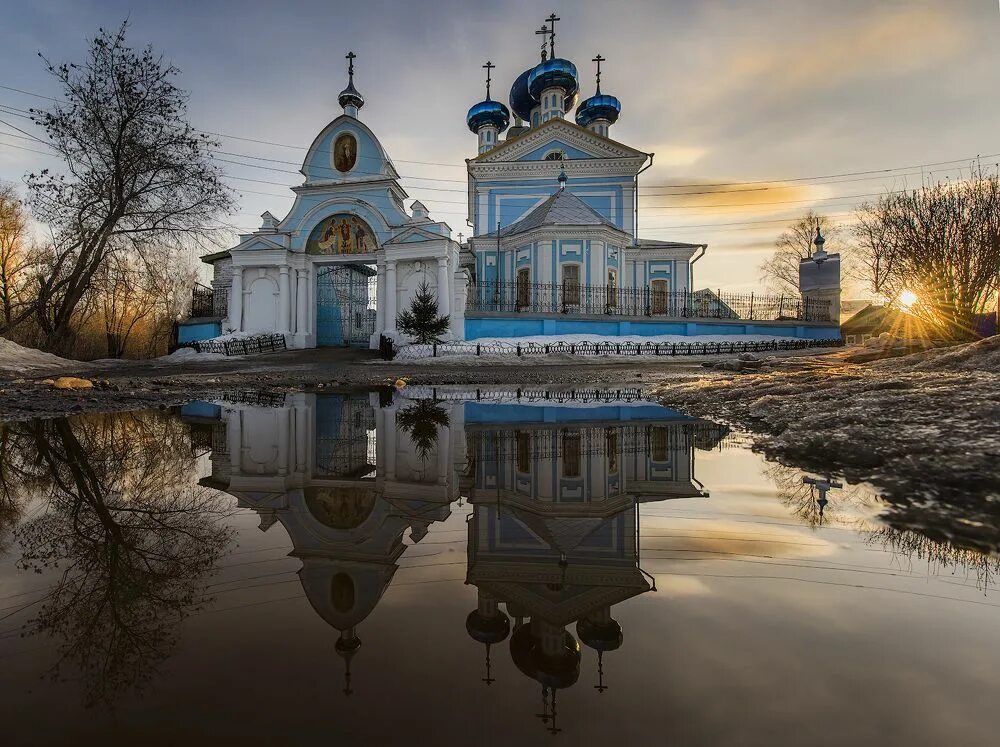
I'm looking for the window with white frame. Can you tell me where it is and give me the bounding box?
[562,264,581,306]
[650,278,670,314]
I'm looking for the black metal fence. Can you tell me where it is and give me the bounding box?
[192,334,287,356]
[394,337,842,360]
[191,283,229,318]
[466,280,832,322]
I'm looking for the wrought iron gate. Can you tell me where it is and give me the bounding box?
[316,264,376,347]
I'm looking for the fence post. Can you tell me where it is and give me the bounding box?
[749,292,755,319]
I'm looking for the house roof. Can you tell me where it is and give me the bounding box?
[840,303,907,334]
[479,189,619,239]
[636,238,707,250]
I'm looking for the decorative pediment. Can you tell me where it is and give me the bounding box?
[232,234,288,253]
[301,114,401,184]
[384,225,451,245]
[472,118,648,165]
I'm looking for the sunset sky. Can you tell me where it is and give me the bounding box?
[1,0,998,293]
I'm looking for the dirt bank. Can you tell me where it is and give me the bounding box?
[652,337,1000,551]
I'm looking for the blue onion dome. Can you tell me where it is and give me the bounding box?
[509,68,536,121]
[466,609,512,645]
[528,58,579,106]
[467,99,510,134]
[576,618,623,652]
[338,79,364,112]
[575,93,621,127]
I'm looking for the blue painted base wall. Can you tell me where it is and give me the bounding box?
[177,321,222,344]
[464,317,841,340]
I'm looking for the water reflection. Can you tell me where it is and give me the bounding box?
[0,413,233,706]
[1,387,998,738]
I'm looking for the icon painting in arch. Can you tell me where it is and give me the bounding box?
[307,213,375,255]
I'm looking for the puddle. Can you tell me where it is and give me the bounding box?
[0,386,997,744]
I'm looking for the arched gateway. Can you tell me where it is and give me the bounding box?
[200,54,466,349]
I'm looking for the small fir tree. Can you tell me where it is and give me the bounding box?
[396,282,450,344]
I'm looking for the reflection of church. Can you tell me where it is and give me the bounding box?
[186,389,725,713]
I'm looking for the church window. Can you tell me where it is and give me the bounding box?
[561,430,581,478]
[606,428,619,474]
[544,150,564,161]
[562,264,581,306]
[516,431,531,474]
[651,278,670,314]
[650,427,668,462]
[532,112,539,127]
[516,267,531,308]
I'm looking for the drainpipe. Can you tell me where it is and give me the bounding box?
[689,244,707,291]
[633,153,654,244]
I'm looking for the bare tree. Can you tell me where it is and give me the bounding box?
[0,183,35,329]
[16,22,233,354]
[759,211,842,295]
[853,167,1000,339]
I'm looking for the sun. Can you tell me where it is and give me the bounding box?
[899,290,918,309]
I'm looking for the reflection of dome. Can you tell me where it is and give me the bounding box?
[509,68,535,121]
[467,100,510,134]
[466,609,511,645]
[528,58,579,109]
[575,94,621,128]
[576,618,623,652]
[304,486,378,529]
[510,623,581,690]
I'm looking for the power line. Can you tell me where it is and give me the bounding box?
[2,85,996,191]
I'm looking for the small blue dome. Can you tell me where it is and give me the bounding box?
[528,58,579,105]
[575,93,621,127]
[467,99,510,134]
[509,68,535,121]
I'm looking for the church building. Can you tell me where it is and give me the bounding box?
[187,16,838,350]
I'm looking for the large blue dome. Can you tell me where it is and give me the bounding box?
[575,93,621,128]
[527,58,579,106]
[467,99,510,134]
[508,68,535,122]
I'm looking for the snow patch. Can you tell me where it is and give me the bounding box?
[0,337,74,375]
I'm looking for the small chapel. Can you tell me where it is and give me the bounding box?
[190,15,839,350]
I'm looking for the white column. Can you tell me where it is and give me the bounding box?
[436,425,450,486]
[385,261,398,332]
[276,406,290,476]
[384,411,397,481]
[294,405,308,472]
[295,269,308,335]
[230,267,244,332]
[436,257,451,318]
[278,267,291,334]
[228,409,243,475]
[374,265,386,333]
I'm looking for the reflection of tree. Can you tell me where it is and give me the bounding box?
[765,462,1000,590]
[4,412,233,706]
[764,463,879,528]
[866,526,1000,592]
[396,400,450,460]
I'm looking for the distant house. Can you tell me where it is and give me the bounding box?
[840,304,919,345]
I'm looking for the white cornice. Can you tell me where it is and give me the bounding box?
[471,224,628,250]
[469,156,647,181]
[471,118,649,164]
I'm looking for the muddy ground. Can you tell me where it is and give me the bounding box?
[0,346,791,421]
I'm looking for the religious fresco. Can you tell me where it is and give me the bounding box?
[333,132,358,173]
[307,213,375,255]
